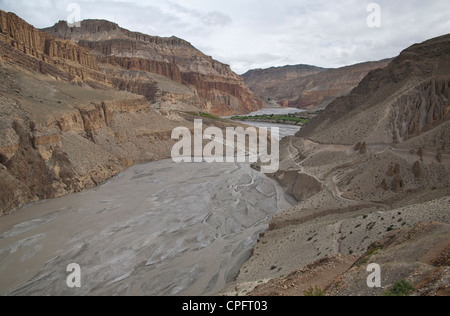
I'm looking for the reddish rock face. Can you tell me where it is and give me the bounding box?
[98,56,183,84]
[0,10,109,88]
[0,11,98,70]
[0,11,261,115]
[42,20,263,115]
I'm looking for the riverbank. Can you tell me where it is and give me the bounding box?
[230,114,309,126]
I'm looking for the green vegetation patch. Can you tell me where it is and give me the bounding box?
[304,286,326,297]
[231,114,310,124]
[383,280,415,296]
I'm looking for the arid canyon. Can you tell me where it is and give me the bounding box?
[0,5,449,298]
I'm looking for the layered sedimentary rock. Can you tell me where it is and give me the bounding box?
[180,72,264,115]
[0,10,107,87]
[242,60,392,109]
[43,20,262,115]
[0,11,98,69]
[0,10,171,103]
[98,56,183,84]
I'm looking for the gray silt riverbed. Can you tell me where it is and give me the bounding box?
[0,160,295,296]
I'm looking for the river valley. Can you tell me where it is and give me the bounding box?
[0,107,304,296]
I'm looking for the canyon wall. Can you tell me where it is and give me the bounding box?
[43,20,263,115]
[0,11,98,69]
[0,10,108,88]
[98,56,183,84]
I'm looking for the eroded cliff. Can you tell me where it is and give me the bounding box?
[43,20,262,115]
[0,10,107,88]
[0,11,98,69]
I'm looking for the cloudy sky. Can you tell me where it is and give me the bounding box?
[0,0,449,74]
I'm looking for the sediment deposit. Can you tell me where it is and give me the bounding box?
[0,160,294,296]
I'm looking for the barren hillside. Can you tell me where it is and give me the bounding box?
[299,34,450,147]
[226,34,450,297]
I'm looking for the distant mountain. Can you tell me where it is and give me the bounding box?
[42,20,262,115]
[242,60,392,109]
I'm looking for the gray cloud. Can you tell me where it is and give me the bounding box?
[0,0,448,74]
[202,11,232,26]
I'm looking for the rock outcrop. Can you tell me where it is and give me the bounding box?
[0,10,107,88]
[98,56,183,84]
[42,20,263,115]
[0,11,192,108]
[242,60,392,109]
[0,11,98,70]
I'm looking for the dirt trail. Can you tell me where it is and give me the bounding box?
[367,143,450,164]
[285,137,391,215]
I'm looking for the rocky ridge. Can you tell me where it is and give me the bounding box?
[42,20,263,115]
[299,34,450,147]
[0,11,107,86]
[242,60,392,109]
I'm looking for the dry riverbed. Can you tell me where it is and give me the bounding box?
[0,160,295,296]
